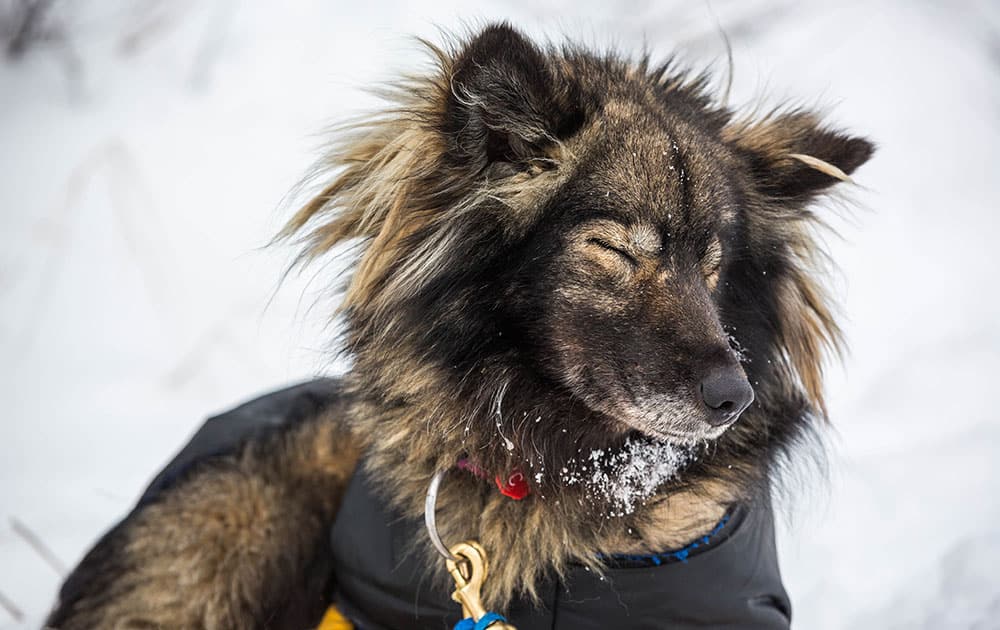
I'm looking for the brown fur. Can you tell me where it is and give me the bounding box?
[47,409,361,629]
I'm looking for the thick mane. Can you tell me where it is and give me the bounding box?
[279,53,454,315]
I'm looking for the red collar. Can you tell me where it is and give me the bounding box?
[457,458,530,500]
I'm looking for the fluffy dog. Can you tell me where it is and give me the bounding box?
[48,23,873,629]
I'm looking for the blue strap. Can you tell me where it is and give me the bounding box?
[453,612,508,630]
[598,511,732,566]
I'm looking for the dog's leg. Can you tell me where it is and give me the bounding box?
[45,412,361,629]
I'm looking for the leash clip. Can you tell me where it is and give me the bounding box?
[446,541,516,630]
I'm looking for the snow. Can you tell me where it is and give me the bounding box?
[1,1,998,627]
[559,440,691,517]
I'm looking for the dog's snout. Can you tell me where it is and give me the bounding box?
[699,365,754,426]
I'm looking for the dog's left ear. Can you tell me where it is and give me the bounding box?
[442,23,582,172]
[724,112,875,201]
[722,113,873,418]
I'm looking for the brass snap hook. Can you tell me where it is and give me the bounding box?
[446,541,489,620]
[446,541,516,630]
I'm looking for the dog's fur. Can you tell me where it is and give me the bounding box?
[48,24,873,629]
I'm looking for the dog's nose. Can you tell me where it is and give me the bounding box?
[699,366,754,426]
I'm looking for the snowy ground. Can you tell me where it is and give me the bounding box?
[1,1,998,628]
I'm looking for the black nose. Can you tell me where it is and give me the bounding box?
[699,365,754,426]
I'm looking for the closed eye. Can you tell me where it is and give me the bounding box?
[587,237,639,267]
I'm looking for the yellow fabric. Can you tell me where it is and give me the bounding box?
[317,605,354,630]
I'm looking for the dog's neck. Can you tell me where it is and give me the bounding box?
[342,379,743,607]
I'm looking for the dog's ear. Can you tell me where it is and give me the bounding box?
[725,112,874,201]
[723,113,873,419]
[443,23,582,172]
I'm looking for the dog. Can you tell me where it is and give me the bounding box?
[47,23,873,629]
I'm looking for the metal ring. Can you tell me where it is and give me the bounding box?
[424,468,457,561]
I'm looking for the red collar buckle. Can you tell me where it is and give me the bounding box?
[495,471,530,500]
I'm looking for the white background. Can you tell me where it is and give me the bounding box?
[1,1,998,627]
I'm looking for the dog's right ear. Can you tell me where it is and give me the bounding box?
[442,23,582,173]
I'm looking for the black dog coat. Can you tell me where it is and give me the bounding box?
[136,381,792,629]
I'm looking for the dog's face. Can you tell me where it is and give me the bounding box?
[519,118,752,444]
[291,24,873,453]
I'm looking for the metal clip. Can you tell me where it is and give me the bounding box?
[446,541,516,630]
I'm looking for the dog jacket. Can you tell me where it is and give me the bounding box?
[137,380,792,629]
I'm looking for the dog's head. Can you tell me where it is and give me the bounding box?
[286,24,873,451]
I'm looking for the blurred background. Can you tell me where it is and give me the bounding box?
[1,1,998,628]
